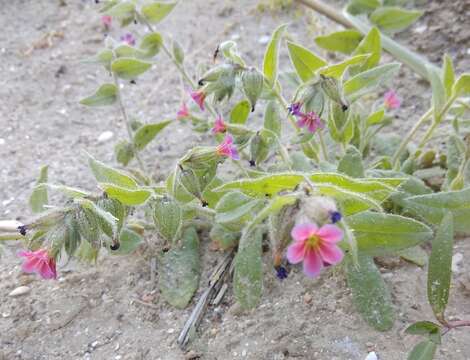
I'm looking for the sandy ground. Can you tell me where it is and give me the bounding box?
[1,0,470,359]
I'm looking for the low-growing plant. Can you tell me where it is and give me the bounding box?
[1,0,470,357]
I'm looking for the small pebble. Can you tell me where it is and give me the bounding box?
[167,328,175,334]
[97,131,114,143]
[8,286,31,297]
[0,138,5,145]
[303,293,313,304]
[258,35,270,45]
[365,352,378,360]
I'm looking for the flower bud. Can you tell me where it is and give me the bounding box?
[249,132,270,166]
[242,67,264,112]
[297,195,340,226]
[269,203,299,267]
[180,146,220,170]
[198,64,232,85]
[153,196,182,244]
[177,166,202,200]
[320,75,348,111]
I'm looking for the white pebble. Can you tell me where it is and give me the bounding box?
[97,131,114,143]
[9,286,31,297]
[258,35,270,45]
[365,352,378,360]
[0,138,5,145]
[167,328,175,334]
[413,25,427,34]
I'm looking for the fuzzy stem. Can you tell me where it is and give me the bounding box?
[391,108,433,169]
[318,130,329,162]
[112,73,148,173]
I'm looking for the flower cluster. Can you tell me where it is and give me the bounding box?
[18,248,57,280]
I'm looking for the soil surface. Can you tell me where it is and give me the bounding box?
[1,1,470,359]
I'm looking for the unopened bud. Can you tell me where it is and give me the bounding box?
[242,67,264,112]
[320,75,348,111]
[269,203,299,267]
[249,132,270,166]
[297,195,340,226]
[153,196,182,244]
[180,146,220,170]
[177,166,202,200]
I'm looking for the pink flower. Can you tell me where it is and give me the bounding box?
[101,15,112,29]
[120,33,136,46]
[287,222,343,278]
[216,134,239,160]
[176,102,190,120]
[384,90,401,110]
[297,112,324,133]
[190,89,206,111]
[18,249,57,280]
[212,115,226,134]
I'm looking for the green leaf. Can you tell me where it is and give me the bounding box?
[141,1,177,24]
[138,32,163,58]
[100,183,151,205]
[215,191,263,231]
[405,321,441,345]
[407,340,437,360]
[88,155,138,188]
[159,227,200,309]
[29,165,48,213]
[36,183,89,198]
[80,84,117,106]
[427,65,446,121]
[351,27,381,74]
[263,24,287,86]
[428,213,454,321]
[109,227,143,255]
[111,58,152,79]
[105,1,135,19]
[337,146,365,178]
[347,211,433,255]
[133,120,171,150]
[234,228,263,309]
[263,101,282,136]
[366,109,385,126]
[370,7,422,33]
[115,140,135,166]
[315,30,363,55]
[442,54,455,99]
[453,74,470,97]
[346,254,394,331]
[286,41,327,82]
[318,54,369,79]
[397,246,428,267]
[346,0,380,15]
[344,63,401,101]
[210,223,239,250]
[230,100,251,124]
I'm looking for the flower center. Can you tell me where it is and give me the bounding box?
[306,235,320,250]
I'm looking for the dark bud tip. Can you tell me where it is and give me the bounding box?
[134,19,137,24]
[201,200,209,207]
[198,79,204,86]
[18,225,27,236]
[110,242,120,251]
[275,266,288,280]
[251,105,255,112]
[249,160,256,167]
[95,0,99,3]
[330,211,342,224]
[341,104,348,112]
[130,80,137,85]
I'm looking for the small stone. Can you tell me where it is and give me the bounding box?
[8,286,31,297]
[452,253,463,272]
[167,328,175,334]
[365,352,378,360]
[184,350,201,360]
[97,131,114,143]
[413,25,427,34]
[303,293,312,304]
[241,349,247,357]
[0,138,5,145]
[258,35,270,45]
[91,341,99,348]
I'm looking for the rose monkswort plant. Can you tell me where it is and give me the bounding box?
[2,0,470,355]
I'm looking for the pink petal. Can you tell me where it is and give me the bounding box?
[229,147,239,160]
[307,121,318,133]
[21,258,42,273]
[316,224,343,243]
[286,241,305,264]
[318,243,344,265]
[291,223,318,242]
[303,249,323,278]
[38,261,55,279]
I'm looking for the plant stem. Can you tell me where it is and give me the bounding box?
[391,108,433,169]
[141,18,218,117]
[318,130,329,162]
[113,73,148,173]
